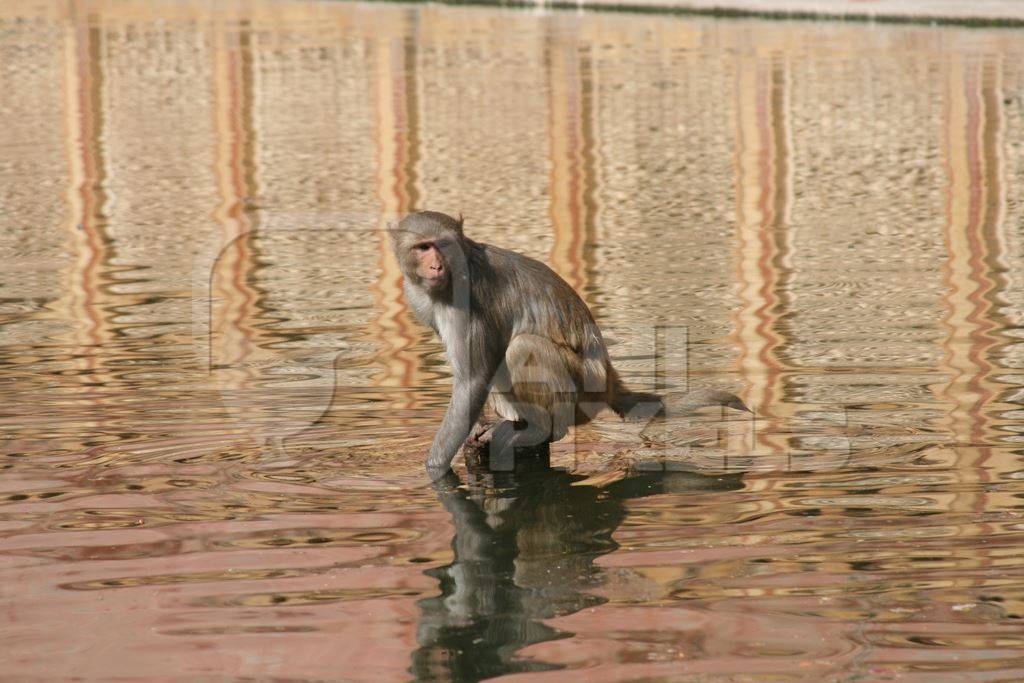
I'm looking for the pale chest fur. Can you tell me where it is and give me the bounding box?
[404,281,458,349]
[432,306,460,349]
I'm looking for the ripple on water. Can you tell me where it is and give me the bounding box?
[3,2,1024,681]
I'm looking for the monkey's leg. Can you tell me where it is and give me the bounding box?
[487,334,577,471]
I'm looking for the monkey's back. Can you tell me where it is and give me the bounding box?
[469,241,618,402]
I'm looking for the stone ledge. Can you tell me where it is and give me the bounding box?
[416,0,1024,26]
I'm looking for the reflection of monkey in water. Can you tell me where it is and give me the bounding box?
[389,211,748,476]
[410,454,744,681]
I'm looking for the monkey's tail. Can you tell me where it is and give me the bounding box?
[666,388,751,415]
[611,387,751,420]
[610,390,665,421]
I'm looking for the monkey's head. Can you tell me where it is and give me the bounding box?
[389,211,466,294]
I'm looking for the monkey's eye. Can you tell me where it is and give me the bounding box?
[414,242,432,252]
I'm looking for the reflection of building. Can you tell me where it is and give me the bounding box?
[731,52,792,457]
[0,2,1022,466]
[0,0,1020,363]
[210,25,260,393]
[8,1,1017,429]
[372,16,424,393]
[547,21,597,295]
[0,0,1021,479]
[936,55,1014,514]
[62,19,115,382]
[5,3,1024,676]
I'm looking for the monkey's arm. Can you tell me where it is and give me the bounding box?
[425,311,502,476]
[426,374,492,477]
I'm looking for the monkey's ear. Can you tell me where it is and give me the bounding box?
[455,213,465,236]
[385,221,401,247]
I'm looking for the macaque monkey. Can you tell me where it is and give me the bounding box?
[389,211,748,476]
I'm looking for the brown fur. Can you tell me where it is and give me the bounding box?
[389,211,744,475]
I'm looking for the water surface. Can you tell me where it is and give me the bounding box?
[2,1,1024,680]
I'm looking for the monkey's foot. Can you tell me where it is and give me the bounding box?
[466,420,497,447]
[482,420,550,472]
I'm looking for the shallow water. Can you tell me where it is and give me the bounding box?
[2,1,1024,680]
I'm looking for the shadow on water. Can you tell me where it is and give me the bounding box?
[411,453,744,681]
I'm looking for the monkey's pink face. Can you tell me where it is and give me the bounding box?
[413,241,448,289]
